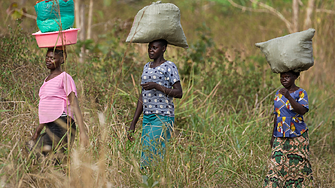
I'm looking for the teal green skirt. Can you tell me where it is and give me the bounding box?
[141,114,174,167]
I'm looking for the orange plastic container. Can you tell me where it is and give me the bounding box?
[32,28,79,48]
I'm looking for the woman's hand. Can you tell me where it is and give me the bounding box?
[127,130,135,142]
[141,82,158,90]
[127,126,135,142]
[32,124,45,141]
[141,81,182,98]
[270,135,275,149]
[68,92,89,148]
[279,88,291,99]
[128,92,143,142]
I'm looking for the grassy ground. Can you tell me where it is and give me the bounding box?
[1,0,335,187]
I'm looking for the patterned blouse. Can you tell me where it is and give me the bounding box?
[141,61,180,117]
[273,88,309,138]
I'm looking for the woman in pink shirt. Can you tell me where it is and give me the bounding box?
[28,47,88,156]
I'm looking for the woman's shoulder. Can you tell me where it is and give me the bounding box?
[62,71,72,76]
[296,87,307,94]
[165,61,178,69]
[165,61,176,65]
[62,71,71,77]
[275,88,281,94]
[298,87,307,92]
[275,87,307,93]
[62,72,75,81]
[143,62,150,68]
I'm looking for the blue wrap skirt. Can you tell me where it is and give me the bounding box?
[141,114,174,167]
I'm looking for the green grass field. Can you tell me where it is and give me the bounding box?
[1,0,335,187]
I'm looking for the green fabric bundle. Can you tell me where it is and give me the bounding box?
[34,0,74,33]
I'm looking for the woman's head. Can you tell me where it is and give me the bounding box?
[148,39,168,60]
[45,48,66,70]
[280,71,300,88]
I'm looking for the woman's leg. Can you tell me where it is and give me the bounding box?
[34,116,76,156]
[140,114,174,167]
[263,131,313,187]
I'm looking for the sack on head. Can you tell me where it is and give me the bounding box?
[255,28,315,73]
[126,1,188,48]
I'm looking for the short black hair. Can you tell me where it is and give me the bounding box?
[288,70,300,78]
[150,39,168,48]
[47,48,67,59]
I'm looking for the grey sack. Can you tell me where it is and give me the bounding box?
[126,1,188,48]
[255,28,315,73]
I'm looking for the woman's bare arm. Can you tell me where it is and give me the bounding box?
[140,81,183,98]
[279,88,308,115]
[68,92,89,147]
[32,123,45,141]
[270,114,277,148]
[128,92,143,141]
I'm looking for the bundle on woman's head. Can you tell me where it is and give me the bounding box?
[255,29,315,74]
[126,2,188,48]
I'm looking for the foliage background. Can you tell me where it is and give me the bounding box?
[1,0,335,187]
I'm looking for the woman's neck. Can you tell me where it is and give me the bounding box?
[151,56,166,67]
[286,84,299,93]
[50,68,62,75]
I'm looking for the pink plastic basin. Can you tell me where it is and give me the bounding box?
[32,28,80,48]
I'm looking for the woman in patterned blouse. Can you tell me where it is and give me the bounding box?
[264,71,313,187]
[128,39,182,168]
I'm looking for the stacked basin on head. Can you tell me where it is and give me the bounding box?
[32,0,79,48]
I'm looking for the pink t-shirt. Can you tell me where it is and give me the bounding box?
[39,72,77,124]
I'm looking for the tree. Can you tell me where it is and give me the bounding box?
[223,0,335,33]
[74,0,94,63]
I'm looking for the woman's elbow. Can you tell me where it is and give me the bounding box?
[176,91,183,99]
[300,111,307,116]
[299,112,306,116]
[299,108,308,115]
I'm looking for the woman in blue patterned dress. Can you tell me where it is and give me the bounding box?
[128,39,183,167]
[264,71,313,187]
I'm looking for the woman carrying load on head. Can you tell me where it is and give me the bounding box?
[264,71,313,187]
[128,39,183,167]
[28,47,88,156]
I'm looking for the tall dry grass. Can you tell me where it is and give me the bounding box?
[1,0,335,187]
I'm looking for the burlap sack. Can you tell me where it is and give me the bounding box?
[255,28,315,73]
[126,1,188,48]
